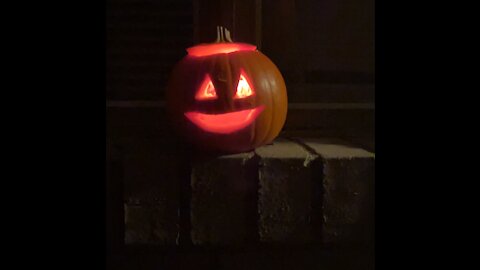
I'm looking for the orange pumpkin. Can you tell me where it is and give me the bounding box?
[166,27,288,153]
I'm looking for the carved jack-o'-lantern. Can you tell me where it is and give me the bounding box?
[166,27,288,153]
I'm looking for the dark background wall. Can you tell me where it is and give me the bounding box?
[106,0,374,98]
[106,0,194,100]
[294,0,375,80]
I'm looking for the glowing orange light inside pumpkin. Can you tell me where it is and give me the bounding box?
[187,43,257,57]
[195,75,217,101]
[234,73,254,99]
[184,105,265,134]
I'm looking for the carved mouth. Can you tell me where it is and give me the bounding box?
[184,105,265,134]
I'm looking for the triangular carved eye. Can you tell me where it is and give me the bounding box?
[195,75,217,100]
[234,73,254,99]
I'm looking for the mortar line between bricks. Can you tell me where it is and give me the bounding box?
[285,137,321,158]
[251,150,266,245]
[285,137,327,243]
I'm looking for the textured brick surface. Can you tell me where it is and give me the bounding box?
[106,141,124,263]
[124,202,178,244]
[190,152,259,245]
[118,136,374,247]
[300,138,375,246]
[121,137,182,245]
[255,138,323,244]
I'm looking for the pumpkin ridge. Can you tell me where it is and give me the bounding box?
[211,54,228,109]
[255,52,276,147]
[223,53,234,110]
[263,54,287,144]
[240,52,255,145]
[239,52,270,146]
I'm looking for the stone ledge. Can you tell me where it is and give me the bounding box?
[123,137,375,247]
[255,138,322,244]
[297,138,375,246]
[124,202,178,245]
[190,152,259,245]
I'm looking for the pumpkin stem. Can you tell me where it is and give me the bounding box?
[215,26,233,43]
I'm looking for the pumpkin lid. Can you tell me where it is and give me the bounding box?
[187,43,256,57]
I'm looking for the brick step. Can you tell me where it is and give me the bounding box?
[121,138,374,247]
